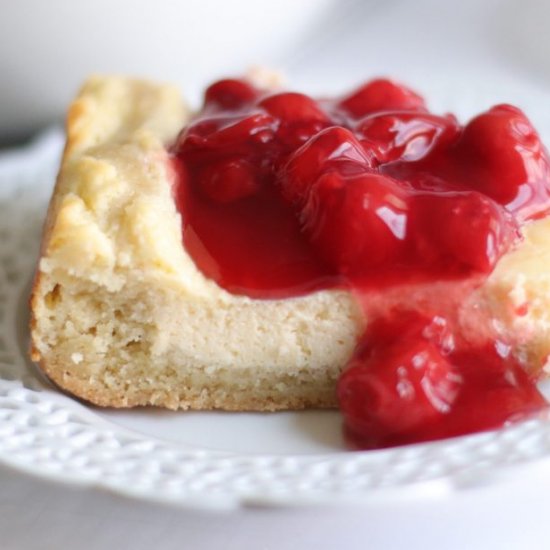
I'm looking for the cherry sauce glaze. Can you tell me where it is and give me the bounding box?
[172,77,550,449]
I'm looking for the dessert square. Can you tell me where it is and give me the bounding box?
[30,75,550,447]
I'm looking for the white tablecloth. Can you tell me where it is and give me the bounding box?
[2,460,550,550]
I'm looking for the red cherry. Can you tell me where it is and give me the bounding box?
[301,171,409,274]
[198,159,260,203]
[339,314,546,448]
[455,104,550,214]
[362,310,454,353]
[280,127,374,206]
[204,79,258,110]
[358,112,460,164]
[259,92,328,122]
[339,79,426,119]
[339,318,462,447]
[259,92,331,150]
[413,191,518,273]
[444,347,547,435]
[179,113,277,160]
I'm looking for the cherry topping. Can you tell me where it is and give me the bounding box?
[339,315,461,445]
[198,159,260,203]
[339,78,427,119]
[413,191,518,273]
[260,92,332,150]
[171,77,550,448]
[180,113,278,157]
[301,172,409,274]
[280,127,375,207]
[339,314,546,449]
[453,104,550,216]
[358,111,460,164]
[259,92,328,123]
[204,78,258,110]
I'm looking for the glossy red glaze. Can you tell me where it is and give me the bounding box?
[338,313,546,449]
[172,78,550,448]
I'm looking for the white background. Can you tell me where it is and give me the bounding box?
[2,0,550,137]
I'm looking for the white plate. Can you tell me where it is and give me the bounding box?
[4,88,550,509]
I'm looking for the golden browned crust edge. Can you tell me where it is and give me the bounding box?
[37,354,338,411]
[29,100,83,363]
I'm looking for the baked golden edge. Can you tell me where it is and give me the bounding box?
[29,78,130,408]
